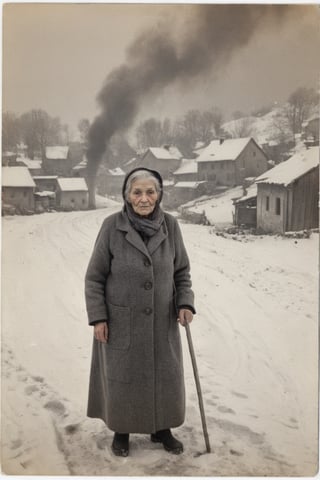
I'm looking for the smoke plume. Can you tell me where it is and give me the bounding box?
[86,4,300,206]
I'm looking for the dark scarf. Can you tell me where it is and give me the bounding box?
[124,201,164,238]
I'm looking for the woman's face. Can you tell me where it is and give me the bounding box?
[128,178,159,217]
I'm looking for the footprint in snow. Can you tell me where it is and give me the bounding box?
[218,406,235,414]
[231,390,248,399]
[25,385,39,396]
[64,423,80,435]
[44,399,66,416]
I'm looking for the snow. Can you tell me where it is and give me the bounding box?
[2,166,36,188]
[173,158,198,175]
[175,181,206,189]
[188,186,244,226]
[45,146,69,160]
[20,158,42,169]
[255,146,319,186]
[34,191,55,198]
[148,146,182,160]
[234,183,258,204]
[57,177,88,192]
[196,138,252,163]
[108,167,125,176]
[2,197,318,475]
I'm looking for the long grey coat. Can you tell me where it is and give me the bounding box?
[85,209,195,433]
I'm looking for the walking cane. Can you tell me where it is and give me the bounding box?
[185,322,211,454]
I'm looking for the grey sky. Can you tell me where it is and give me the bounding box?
[3,3,319,139]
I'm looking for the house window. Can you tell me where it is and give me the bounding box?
[82,199,85,204]
[276,197,281,215]
[211,164,215,170]
[23,191,27,197]
[266,196,270,211]
[253,151,256,157]
[221,163,224,169]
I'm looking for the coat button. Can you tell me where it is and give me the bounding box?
[144,259,151,266]
[144,307,152,315]
[144,281,153,290]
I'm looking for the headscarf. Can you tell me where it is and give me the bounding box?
[122,167,164,238]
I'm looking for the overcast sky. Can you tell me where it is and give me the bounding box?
[3,3,319,139]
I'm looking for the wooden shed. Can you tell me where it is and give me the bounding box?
[56,177,89,210]
[168,181,207,208]
[256,147,319,234]
[233,183,257,227]
[2,166,35,212]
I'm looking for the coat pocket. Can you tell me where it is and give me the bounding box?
[107,303,131,350]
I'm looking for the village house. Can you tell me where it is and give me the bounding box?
[2,152,19,167]
[19,157,43,176]
[196,137,269,190]
[42,146,71,176]
[56,178,89,210]
[255,147,319,234]
[42,144,84,177]
[33,175,58,192]
[142,146,183,179]
[173,159,198,182]
[165,181,207,209]
[72,155,88,177]
[97,167,126,197]
[2,166,36,212]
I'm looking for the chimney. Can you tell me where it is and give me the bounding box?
[219,137,225,145]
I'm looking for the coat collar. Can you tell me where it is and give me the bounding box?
[116,210,168,258]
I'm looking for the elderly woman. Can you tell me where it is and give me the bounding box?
[85,167,195,457]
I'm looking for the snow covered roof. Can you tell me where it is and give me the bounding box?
[57,178,88,192]
[255,147,319,187]
[108,167,125,176]
[173,159,198,175]
[234,184,258,204]
[196,138,253,163]
[46,146,69,160]
[147,146,183,161]
[20,158,42,169]
[33,176,58,180]
[73,156,87,171]
[163,180,175,187]
[2,167,36,188]
[34,191,55,198]
[174,181,206,189]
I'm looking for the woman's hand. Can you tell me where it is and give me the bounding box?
[177,309,193,326]
[94,322,108,343]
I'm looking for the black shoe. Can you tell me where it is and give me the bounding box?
[112,433,129,457]
[151,429,183,454]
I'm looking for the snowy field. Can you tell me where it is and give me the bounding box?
[2,199,318,476]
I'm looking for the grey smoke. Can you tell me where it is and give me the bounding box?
[86,4,301,178]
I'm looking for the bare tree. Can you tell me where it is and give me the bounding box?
[78,118,91,146]
[230,117,255,138]
[2,111,20,152]
[285,87,319,136]
[19,109,65,158]
[136,117,173,149]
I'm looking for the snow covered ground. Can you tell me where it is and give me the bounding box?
[2,198,318,476]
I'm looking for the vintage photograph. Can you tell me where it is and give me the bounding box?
[2,3,319,476]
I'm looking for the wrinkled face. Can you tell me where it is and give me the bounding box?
[128,178,159,217]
